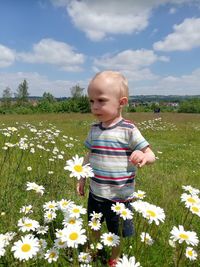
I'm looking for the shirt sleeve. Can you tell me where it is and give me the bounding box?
[128,127,149,151]
[84,128,92,149]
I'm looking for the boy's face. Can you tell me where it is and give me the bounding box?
[88,76,122,125]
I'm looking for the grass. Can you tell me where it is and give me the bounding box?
[0,112,200,266]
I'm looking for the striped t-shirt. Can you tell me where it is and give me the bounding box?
[85,119,149,202]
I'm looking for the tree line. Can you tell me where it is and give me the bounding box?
[1,79,200,114]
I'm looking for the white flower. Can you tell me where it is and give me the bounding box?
[62,215,83,228]
[44,248,59,263]
[111,202,125,214]
[88,219,102,231]
[133,190,146,200]
[78,252,92,263]
[20,205,33,215]
[54,238,68,249]
[140,232,154,245]
[181,193,200,208]
[44,211,57,223]
[0,246,6,257]
[119,208,133,220]
[43,200,58,211]
[189,204,200,217]
[58,199,73,211]
[170,225,199,246]
[36,225,49,235]
[11,234,40,261]
[69,204,86,218]
[89,211,103,220]
[64,154,94,180]
[26,182,45,195]
[141,203,165,225]
[101,232,120,247]
[116,255,141,267]
[18,217,40,232]
[27,166,32,171]
[182,185,200,196]
[61,225,87,248]
[185,247,197,261]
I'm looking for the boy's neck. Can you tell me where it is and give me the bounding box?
[101,116,123,128]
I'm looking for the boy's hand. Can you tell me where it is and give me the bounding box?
[76,178,86,196]
[129,150,147,168]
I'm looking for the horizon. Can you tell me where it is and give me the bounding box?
[0,0,200,97]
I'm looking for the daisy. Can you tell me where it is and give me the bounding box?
[61,225,87,248]
[140,232,154,245]
[62,215,83,228]
[111,202,125,215]
[88,219,102,231]
[54,238,68,249]
[11,234,39,261]
[20,205,33,215]
[44,210,57,223]
[170,225,199,246]
[116,255,141,267]
[27,166,32,171]
[58,199,73,211]
[44,248,59,263]
[89,211,103,221]
[43,200,58,211]
[36,225,49,235]
[18,217,40,232]
[119,208,133,220]
[185,247,197,261]
[78,252,92,263]
[181,193,200,208]
[0,246,6,257]
[133,190,146,200]
[101,232,120,247]
[69,204,86,218]
[64,154,94,180]
[190,204,200,217]
[141,203,165,225]
[26,182,45,195]
[182,185,200,196]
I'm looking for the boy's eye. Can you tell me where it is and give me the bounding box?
[89,100,94,103]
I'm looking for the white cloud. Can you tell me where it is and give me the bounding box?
[132,68,200,95]
[0,44,15,67]
[17,38,85,71]
[93,49,169,81]
[51,0,199,41]
[153,18,200,51]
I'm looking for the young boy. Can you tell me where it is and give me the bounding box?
[77,71,155,267]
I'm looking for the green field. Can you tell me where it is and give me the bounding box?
[0,113,200,266]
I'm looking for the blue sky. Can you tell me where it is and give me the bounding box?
[0,0,200,97]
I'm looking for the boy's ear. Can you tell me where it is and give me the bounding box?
[119,97,128,107]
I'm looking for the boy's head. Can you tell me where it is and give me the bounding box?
[88,71,129,125]
[88,70,129,99]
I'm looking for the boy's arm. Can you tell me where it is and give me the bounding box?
[76,152,90,196]
[129,146,156,168]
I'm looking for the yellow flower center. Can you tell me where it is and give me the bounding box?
[24,223,32,227]
[138,194,144,198]
[179,233,189,240]
[73,208,80,213]
[188,250,193,256]
[107,236,113,242]
[115,206,121,210]
[49,205,55,209]
[187,197,196,204]
[147,210,156,217]
[191,206,199,212]
[21,243,31,252]
[50,252,56,258]
[69,218,76,224]
[121,210,127,216]
[74,165,83,172]
[58,241,65,246]
[69,232,78,240]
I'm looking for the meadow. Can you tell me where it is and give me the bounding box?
[0,112,200,267]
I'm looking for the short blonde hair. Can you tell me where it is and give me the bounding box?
[89,70,129,98]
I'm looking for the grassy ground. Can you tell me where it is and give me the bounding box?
[0,112,200,266]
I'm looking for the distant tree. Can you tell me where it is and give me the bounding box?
[15,79,29,104]
[70,84,84,98]
[2,87,12,107]
[42,92,56,103]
